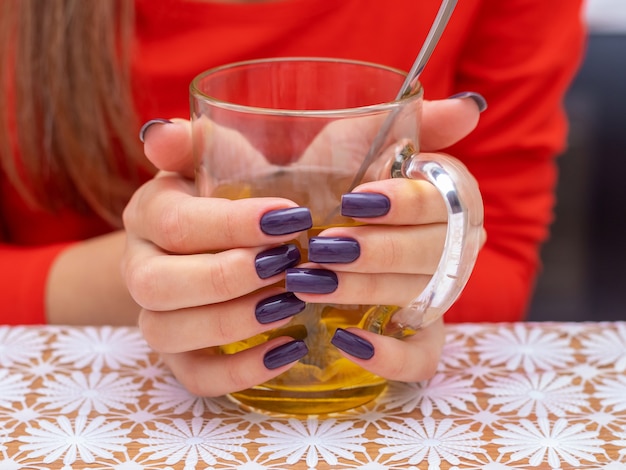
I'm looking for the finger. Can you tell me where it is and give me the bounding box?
[138,288,302,353]
[314,223,487,276]
[297,95,480,172]
[123,173,308,253]
[312,223,446,275]
[141,117,270,181]
[287,268,431,307]
[342,176,448,225]
[124,235,291,311]
[420,96,482,151]
[331,317,445,382]
[161,337,307,397]
[311,176,448,274]
[142,119,195,177]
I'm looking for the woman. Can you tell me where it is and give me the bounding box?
[0,0,585,395]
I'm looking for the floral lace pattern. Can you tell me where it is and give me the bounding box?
[0,322,624,469]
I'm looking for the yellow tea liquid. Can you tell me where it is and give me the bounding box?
[212,169,397,415]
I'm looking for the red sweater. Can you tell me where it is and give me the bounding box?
[0,0,585,324]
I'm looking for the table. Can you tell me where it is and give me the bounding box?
[0,322,624,469]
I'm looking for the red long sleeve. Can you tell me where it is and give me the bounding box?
[0,242,70,325]
[0,178,111,324]
[443,0,586,321]
[0,0,586,324]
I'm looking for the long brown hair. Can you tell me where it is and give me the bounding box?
[0,1,149,228]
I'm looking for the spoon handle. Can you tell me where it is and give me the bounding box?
[344,0,458,193]
[396,0,458,100]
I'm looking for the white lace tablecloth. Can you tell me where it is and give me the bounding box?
[0,322,625,469]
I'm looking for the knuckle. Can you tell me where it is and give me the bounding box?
[205,255,242,302]
[121,203,134,230]
[156,203,190,252]
[378,232,400,270]
[122,183,149,231]
[221,207,241,244]
[124,258,163,311]
[137,310,169,352]
[212,311,236,346]
[224,358,254,393]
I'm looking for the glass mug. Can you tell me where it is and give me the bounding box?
[190,58,483,415]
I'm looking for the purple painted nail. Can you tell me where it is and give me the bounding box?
[285,268,338,294]
[331,328,375,360]
[139,118,172,142]
[255,292,306,324]
[260,207,312,236]
[263,340,308,369]
[341,193,390,218]
[255,244,301,279]
[446,91,488,112]
[309,237,360,264]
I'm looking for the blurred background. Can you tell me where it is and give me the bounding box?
[528,0,626,321]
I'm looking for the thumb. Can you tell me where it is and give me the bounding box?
[140,118,195,178]
[420,93,486,151]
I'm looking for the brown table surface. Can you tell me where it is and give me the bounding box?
[0,321,624,469]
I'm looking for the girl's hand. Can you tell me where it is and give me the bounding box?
[122,94,485,396]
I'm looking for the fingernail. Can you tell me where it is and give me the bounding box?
[309,237,360,264]
[331,328,375,360]
[263,340,308,369]
[260,208,312,236]
[447,91,488,113]
[255,292,306,324]
[341,193,390,218]
[255,244,301,279]
[285,268,338,294]
[139,118,172,142]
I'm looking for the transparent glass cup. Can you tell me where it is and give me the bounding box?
[190,58,483,415]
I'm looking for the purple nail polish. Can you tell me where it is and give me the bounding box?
[263,340,308,369]
[255,292,306,324]
[309,237,360,264]
[139,118,172,142]
[446,91,488,113]
[260,208,312,236]
[285,268,338,294]
[341,193,390,218]
[331,328,375,360]
[255,244,301,279]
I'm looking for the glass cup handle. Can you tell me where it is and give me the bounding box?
[363,143,484,337]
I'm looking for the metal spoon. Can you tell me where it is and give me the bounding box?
[344,0,458,193]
